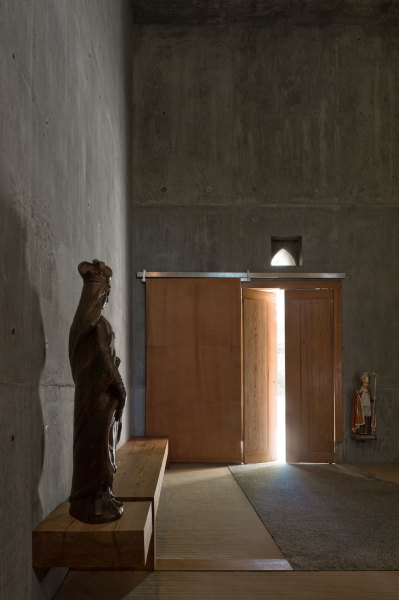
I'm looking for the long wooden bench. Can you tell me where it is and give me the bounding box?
[113,436,169,569]
[32,437,168,571]
[114,436,169,515]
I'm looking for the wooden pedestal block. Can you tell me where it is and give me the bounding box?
[114,437,168,516]
[32,501,152,570]
[32,437,168,571]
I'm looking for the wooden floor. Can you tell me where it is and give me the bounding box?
[357,464,399,486]
[54,464,399,600]
[54,570,399,599]
[155,464,289,570]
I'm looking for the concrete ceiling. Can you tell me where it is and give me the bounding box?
[132,0,399,25]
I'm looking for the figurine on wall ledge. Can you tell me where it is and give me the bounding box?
[69,260,126,523]
[352,371,377,441]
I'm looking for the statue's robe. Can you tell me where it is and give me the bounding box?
[69,315,122,505]
[352,388,376,440]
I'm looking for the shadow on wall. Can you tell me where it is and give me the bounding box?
[0,196,48,596]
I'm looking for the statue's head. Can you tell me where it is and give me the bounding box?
[360,371,370,385]
[78,260,112,309]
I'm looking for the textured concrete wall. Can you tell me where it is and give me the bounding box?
[132,0,399,26]
[0,1,132,598]
[132,24,399,464]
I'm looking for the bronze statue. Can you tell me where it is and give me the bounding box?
[69,260,126,523]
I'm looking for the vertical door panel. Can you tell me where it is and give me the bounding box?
[243,290,277,463]
[145,278,242,463]
[285,290,334,463]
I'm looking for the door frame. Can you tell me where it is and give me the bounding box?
[241,279,343,452]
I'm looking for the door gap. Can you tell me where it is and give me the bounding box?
[264,289,286,463]
[275,289,286,463]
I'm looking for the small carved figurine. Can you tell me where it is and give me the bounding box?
[69,260,126,523]
[352,371,377,441]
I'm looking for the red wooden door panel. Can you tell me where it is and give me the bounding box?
[243,290,277,463]
[146,278,242,463]
[285,289,334,463]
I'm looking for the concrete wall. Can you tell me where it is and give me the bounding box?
[132,24,399,463]
[0,1,132,598]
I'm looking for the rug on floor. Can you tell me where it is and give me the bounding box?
[229,463,399,570]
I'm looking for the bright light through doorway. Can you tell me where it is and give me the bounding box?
[275,289,286,463]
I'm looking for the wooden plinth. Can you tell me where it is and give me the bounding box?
[32,437,168,571]
[32,501,153,570]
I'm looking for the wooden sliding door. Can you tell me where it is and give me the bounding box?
[242,290,277,463]
[145,278,242,463]
[285,289,335,463]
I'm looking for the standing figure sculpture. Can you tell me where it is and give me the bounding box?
[69,260,126,523]
[352,371,377,441]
